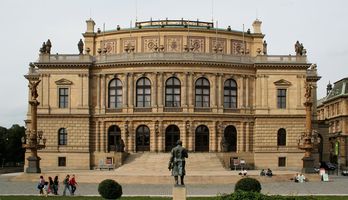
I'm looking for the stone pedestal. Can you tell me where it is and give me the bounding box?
[302,156,315,173]
[173,185,186,200]
[26,156,41,173]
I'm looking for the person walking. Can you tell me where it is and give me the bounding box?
[62,174,71,196]
[69,174,78,195]
[37,175,45,195]
[53,176,59,195]
[47,176,54,194]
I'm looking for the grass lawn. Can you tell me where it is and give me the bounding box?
[0,196,347,200]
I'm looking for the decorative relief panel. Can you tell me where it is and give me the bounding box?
[100,40,116,54]
[210,38,226,53]
[231,40,246,55]
[188,36,205,53]
[121,38,137,53]
[142,37,159,52]
[165,36,182,52]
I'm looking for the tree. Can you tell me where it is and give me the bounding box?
[0,125,25,166]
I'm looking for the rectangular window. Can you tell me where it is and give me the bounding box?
[277,89,286,109]
[58,157,66,167]
[278,157,286,167]
[59,88,69,108]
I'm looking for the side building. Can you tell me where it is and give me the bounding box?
[25,19,320,171]
[317,78,348,168]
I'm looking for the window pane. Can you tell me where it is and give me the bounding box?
[145,88,151,94]
[145,101,151,107]
[203,89,209,95]
[110,90,116,95]
[137,89,143,94]
[166,95,173,101]
[145,96,151,102]
[137,101,143,107]
[203,96,209,102]
[117,89,123,95]
[166,88,172,94]
[174,88,180,94]
[174,95,180,101]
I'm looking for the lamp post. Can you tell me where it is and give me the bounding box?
[22,63,46,173]
[298,81,319,173]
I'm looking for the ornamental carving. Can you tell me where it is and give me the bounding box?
[210,38,226,53]
[143,37,159,52]
[231,40,246,55]
[100,40,116,54]
[121,38,136,53]
[165,36,182,52]
[188,37,205,52]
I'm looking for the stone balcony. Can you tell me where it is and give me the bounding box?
[37,53,308,65]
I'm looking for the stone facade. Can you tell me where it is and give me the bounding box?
[25,19,320,171]
[317,78,348,168]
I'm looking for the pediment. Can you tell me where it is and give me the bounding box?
[274,79,292,86]
[55,78,73,85]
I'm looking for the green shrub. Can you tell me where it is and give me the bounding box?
[218,191,318,200]
[235,177,262,193]
[98,179,122,199]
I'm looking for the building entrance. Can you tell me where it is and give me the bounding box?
[165,125,180,151]
[195,125,209,152]
[108,125,121,152]
[224,125,237,152]
[136,125,150,151]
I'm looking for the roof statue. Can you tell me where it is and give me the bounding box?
[39,42,46,54]
[263,40,267,55]
[78,39,84,54]
[46,39,52,54]
[295,40,304,56]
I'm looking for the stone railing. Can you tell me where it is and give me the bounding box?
[37,53,307,64]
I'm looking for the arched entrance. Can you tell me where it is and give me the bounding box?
[108,125,121,152]
[136,125,150,151]
[195,125,209,152]
[224,125,237,152]
[165,125,180,151]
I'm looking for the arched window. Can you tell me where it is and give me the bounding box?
[108,78,123,108]
[165,77,181,107]
[195,125,209,151]
[195,78,210,107]
[58,128,67,145]
[108,125,121,152]
[136,77,151,107]
[277,128,286,146]
[136,125,150,151]
[224,79,237,108]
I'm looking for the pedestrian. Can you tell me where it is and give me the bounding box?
[53,175,59,195]
[37,175,45,195]
[47,176,54,194]
[62,174,71,196]
[69,174,78,195]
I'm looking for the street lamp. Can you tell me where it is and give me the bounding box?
[22,63,46,173]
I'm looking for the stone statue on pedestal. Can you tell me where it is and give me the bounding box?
[78,39,84,54]
[168,140,188,185]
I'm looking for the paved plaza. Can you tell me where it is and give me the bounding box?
[1,173,348,196]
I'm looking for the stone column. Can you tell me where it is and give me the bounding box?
[182,73,188,109]
[79,74,84,107]
[264,75,269,108]
[128,73,134,111]
[238,122,244,152]
[256,75,262,108]
[188,73,194,111]
[238,76,244,108]
[158,121,164,152]
[96,121,100,152]
[245,76,249,108]
[212,74,217,111]
[218,74,223,111]
[102,121,107,153]
[151,74,156,108]
[128,121,134,152]
[97,75,101,112]
[158,73,164,111]
[245,122,249,152]
[123,74,128,109]
[101,74,106,113]
[155,73,159,109]
[188,121,193,151]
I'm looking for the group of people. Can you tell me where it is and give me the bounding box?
[260,168,273,177]
[293,173,307,183]
[38,174,78,196]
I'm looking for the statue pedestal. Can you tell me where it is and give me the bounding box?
[302,156,315,173]
[26,156,41,173]
[173,185,186,200]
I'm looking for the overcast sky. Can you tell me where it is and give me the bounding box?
[0,0,347,128]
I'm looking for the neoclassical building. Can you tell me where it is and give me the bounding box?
[317,78,348,168]
[25,19,320,170]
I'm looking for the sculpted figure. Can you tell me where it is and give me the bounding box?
[39,42,46,54]
[263,40,267,55]
[29,80,41,100]
[295,41,301,56]
[46,39,52,54]
[305,82,312,102]
[168,140,188,185]
[78,39,84,54]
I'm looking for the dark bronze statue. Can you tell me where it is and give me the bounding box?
[263,40,267,55]
[78,39,84,54]
[28,80,41,100]
[168,140,188,185]
[295,40,304,56]
[39,42,46,54]
[46,39,52,54]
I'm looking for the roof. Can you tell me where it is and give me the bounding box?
[319,77,348,105]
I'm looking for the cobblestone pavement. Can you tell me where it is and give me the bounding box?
[1,174,348,196]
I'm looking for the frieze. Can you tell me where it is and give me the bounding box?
[210,38,226,53]
[165,36,182,52]
[188,36,205,53]
[100,40,117,54]
[142,36,159,53]
[121,38,137,53]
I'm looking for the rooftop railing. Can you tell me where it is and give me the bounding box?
[37,53,307,64]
